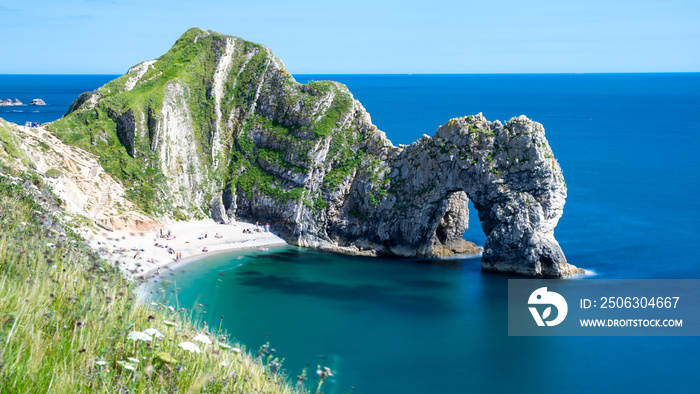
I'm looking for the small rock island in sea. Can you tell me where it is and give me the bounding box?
[0,98,23,106]
[49,28,583,277]
[0,98,46,106]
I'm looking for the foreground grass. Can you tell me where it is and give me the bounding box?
[0,168,298,393]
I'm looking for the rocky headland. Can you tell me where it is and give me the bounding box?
[44,28,581,277]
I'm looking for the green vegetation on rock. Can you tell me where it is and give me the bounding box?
[311,89,353,138]
[44,168,62,178]
[0,121,24,160]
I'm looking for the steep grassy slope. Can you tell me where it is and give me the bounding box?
[50,28,368,221]
[0,165,297,392]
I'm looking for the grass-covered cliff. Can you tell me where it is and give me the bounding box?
[50,28,376,221]
[0,163,297,392]
[50,27,580,276]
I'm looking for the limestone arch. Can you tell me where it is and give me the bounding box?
[371,114,581,277]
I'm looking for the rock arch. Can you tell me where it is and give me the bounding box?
[332,113,583,277]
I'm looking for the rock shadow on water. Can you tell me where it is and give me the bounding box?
[234,270,266,278]
[391,278,453,289]
[252,249,342,265]
[252,252,300,262]
[379,253,482,270]
[235,273,456,315]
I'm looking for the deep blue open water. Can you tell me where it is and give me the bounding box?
[3,73,699,393]
[0,75,117,124]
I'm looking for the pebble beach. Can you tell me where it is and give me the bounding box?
[87,219,287,279]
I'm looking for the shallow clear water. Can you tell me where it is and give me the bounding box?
[3,73,700,392]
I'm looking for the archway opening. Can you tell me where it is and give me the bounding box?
[463,199,486,247]
[429,191,483,256]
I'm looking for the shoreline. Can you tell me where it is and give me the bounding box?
[134,241,290,302]
[141,240,290,278]
[87,218,288,280]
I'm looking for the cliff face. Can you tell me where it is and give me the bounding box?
[52,28,581,277]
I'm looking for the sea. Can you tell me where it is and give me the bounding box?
[2,73,699,393]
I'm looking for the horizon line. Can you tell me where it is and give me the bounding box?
[1,71,699,76]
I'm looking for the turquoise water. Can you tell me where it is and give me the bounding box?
[3,73,700,392]
[152,247,699,393]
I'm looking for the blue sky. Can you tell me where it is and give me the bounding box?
[1,0,698,74]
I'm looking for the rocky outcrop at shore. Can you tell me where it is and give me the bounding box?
[53,28,581,277]
[30,98,46,106]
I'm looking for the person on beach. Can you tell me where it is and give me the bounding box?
[156,268,160,275]
[265,223,270,232]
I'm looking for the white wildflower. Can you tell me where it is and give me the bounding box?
[232,347,241,353]
[162,320,178,327]
[96,360,107,366]
[218,343,231,349]
[178,341,201,353]
[127,331,152,342]
[220,361,229,367]
[143,328,165,339]
[117,360,137,370]
[127,357,140,364]
[192,333,212,345]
